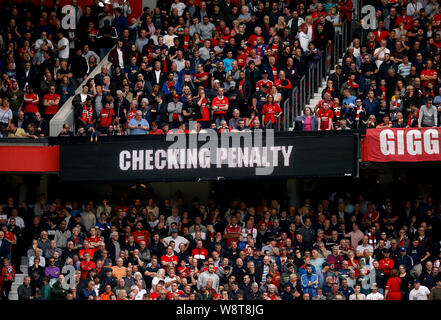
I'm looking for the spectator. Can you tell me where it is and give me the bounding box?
[128,110,149,135]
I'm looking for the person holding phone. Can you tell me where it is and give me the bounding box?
[128,110,149,135]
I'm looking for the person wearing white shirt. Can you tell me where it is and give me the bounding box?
[34,32,54,52]
[298,25,312,52]
[164,27,178,48]
[113,0,132,17]
[29,248,46,267]
[366,283,384,300]
[135,288,147,300]
[171,0,186,16]
[55,32,70,61]
[407,0,423,19]
[8,209,25,229]
[161,230,189,253]
[373,40,390,69]
[409,280,431,300]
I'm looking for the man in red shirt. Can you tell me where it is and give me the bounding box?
[132,221,150,246]
[77,97,96,128]
[395,7,413,30]
[236,47,248,70]
[98,102,115,134]
[161,245,179,267]
[148,283,164,300]
[379,249,395,276]
[374,20,389,44]
[362,203,380,226]
[317,102,334,130]
[167,283,184,300]
[23,85,39,120]
[256,70,273,94]
[312,2,327,24]
[192,240,209,265]
[224,216,242,247]
[80,252,96,279]
[43,85,60,122]
[79,240,96,260]
[85,227,102,249]
[193,64,209,88]
[421,60,437,88]
[211,87,229,127]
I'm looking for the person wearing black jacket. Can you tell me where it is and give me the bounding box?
[147,61,167,88]
[96,20,118,59]
[149,233,165,258]
[237,71,251,114]
[70,48,89,88]
[114,90,129,125]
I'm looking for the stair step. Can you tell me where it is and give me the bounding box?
[8,293,19,300]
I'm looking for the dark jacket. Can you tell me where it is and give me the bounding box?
[295,115,319,131]
[0,239,10,262]
[18,284,33,300]
[147,70,167,88]
[108,48,128,68]
[70,54,89,79]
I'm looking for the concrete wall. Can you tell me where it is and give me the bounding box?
[49,56,113,136]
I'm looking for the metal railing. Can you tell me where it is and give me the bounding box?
[49,53,113,137]
[281,20,353,132]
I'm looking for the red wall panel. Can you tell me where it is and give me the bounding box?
[0,146,60,172]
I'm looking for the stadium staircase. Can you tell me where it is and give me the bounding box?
[7,256,29,300]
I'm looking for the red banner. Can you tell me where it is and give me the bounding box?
[0,146,60,172]
[363,128,441,162]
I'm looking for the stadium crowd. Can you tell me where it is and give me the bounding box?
[3,0,441,137]
[1,189,441,301]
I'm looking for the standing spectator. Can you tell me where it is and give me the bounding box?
[1,258,15,300]
[384,269,402,300]
[42,85,60,122]
[418,98,438,128]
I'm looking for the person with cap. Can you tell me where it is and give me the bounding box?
[396,247,414,272]
[408,237,428,279]
[167,93,184,128]
[366,283,384,300]
[409,279,431,300]
[256,69,273,94]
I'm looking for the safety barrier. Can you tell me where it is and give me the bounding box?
[282,20,353,132]
[49,54,113,136]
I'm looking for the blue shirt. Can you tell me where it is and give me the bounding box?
[301,273,318,297]
[223,58,234,73]
[342,96,357,109]
[362,98,380,117]
[129,118,150,135]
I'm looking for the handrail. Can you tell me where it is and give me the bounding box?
[49,54,113,136]
[284,20,352,131]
